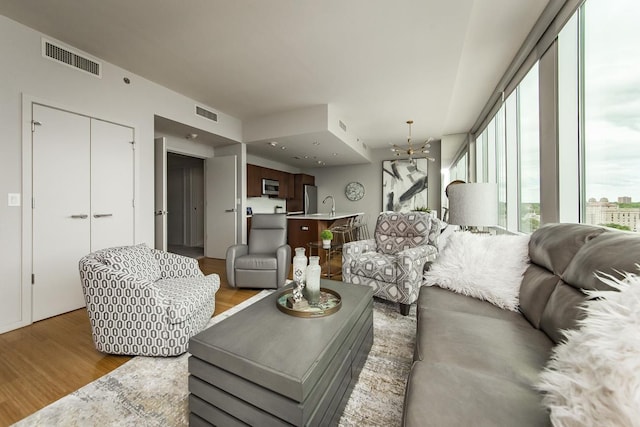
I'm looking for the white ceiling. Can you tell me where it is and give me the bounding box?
[0,0,550,167]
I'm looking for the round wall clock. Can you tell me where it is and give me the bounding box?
[345,182,365,201]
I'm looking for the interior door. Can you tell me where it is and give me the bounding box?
[154,137,168,251]
[32,104,90,321]
[190,167,205,247]
[90,119,135,250]
[205,155,237,259]
[167,168,184,246]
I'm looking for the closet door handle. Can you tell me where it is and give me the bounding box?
[93,213,113,218]
[70,214,88,219]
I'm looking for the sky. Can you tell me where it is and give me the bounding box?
[583,0,640,202]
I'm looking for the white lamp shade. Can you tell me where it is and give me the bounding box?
[448,183,498,227]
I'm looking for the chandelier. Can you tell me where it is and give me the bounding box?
[390,120,435,164]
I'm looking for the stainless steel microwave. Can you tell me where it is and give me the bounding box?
[262,178,280,196]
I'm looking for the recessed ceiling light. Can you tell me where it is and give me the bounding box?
[332,152,338,156]
[268,141,278,147]
[316,160,323,164]
[304,155,309,159]
[312,141,320,146]
[186,133,198,140]
[280,146,286,150]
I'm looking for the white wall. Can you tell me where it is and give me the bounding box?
[307,141,442,234]
[243,105,328,142]
[161,133,216,158]
[0,16,242,333]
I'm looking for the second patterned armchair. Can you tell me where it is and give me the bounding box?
[342,212,441,315]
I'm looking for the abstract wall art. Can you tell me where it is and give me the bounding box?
[382,159,428,212]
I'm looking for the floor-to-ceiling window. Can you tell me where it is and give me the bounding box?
[583,0,640,232]
[494,107,507,228]
[474,64,539,233]
[475,134,486,183]
[471,0,640,233]
[559,0,640,232]
[475,115,503,228]
[450,152,468,183]
[517,64,540,232]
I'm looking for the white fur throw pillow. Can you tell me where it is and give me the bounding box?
[423,232,530,311]
[537,271,640,427]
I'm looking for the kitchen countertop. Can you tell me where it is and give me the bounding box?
[247,211,303,218]
[286,212,363,220]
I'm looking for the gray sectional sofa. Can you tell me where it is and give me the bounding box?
[402,223,640,426]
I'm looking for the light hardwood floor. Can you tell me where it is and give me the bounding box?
[0,258,258,426]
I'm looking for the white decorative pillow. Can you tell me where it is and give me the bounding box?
[423,232,530,311]
[436,222,456,253]
[537,272,640,427]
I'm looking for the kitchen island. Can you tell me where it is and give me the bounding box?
[287,212,363,266]
[287,212,362,221]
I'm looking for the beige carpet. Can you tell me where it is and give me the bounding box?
[14,292,416,427]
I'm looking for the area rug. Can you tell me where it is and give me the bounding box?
[14,293,416,427]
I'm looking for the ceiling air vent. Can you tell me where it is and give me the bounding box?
[195,106,218,122]
[339,120,347,132]
[42,39,101,77]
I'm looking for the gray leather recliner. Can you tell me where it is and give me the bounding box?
[226,213,291,289]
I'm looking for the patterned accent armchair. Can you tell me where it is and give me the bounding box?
[79,244,220,356]
[342,212,440,315]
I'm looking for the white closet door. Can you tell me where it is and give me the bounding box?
[32,104,90,321]
[205,155,237,259]
[90,119,135,251]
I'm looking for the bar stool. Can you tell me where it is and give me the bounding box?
[329,217,355,245]
[326,217,355,280]
[351,214,370,240]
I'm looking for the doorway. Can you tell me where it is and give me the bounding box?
[167,152,205,258]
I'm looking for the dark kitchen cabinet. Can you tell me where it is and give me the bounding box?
[247,164,262,197]
[287,174,315,212]
[246,164,299,200]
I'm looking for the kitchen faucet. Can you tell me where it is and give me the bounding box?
[322,195,336,216]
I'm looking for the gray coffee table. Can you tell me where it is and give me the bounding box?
[188,279,374,426]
